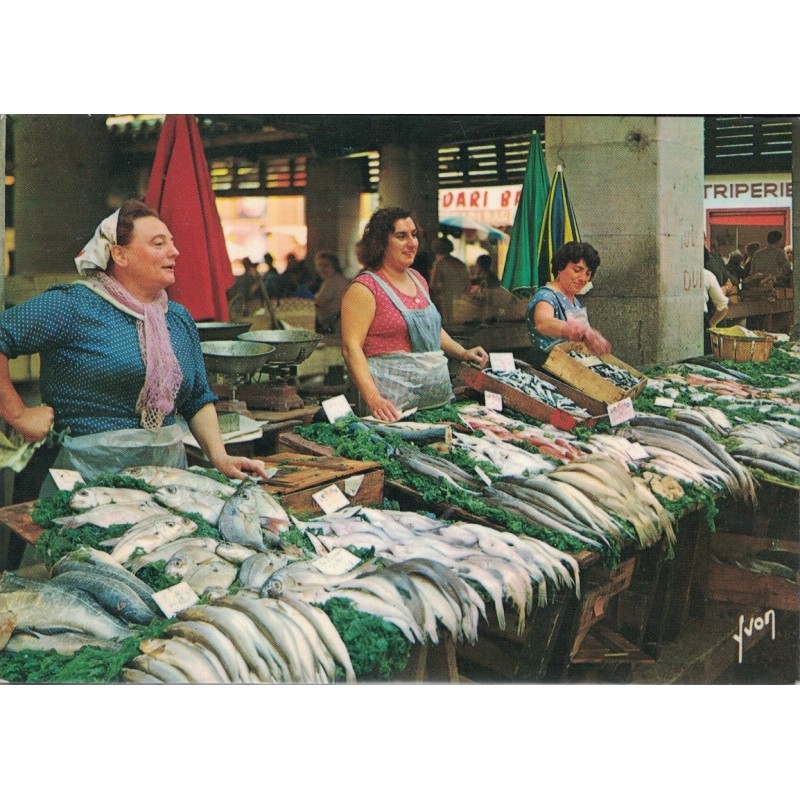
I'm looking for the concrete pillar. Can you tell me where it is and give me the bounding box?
[306,156,363,278]
[14,115,110,276]
[544,116,705,366]
[378,142,439,257]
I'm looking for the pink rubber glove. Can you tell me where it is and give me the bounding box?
[584,327,612,356]
[562,318,590,341]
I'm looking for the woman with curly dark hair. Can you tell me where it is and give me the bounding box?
[526,240,611,367]
[341,207,488,421]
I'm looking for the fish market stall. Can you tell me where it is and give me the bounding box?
[0,343,797,684]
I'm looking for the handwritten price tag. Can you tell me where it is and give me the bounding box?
[654,396,675,408]
[489,352,516,372]
[313,547,362,575]
[312,483,350,514]
[152,582,200,618]
[607,397,636,427]
[322,394,353,423]
[49,469,84,492]
[484,391,503,411]
[343,474,364,497]
[627,442,650,460]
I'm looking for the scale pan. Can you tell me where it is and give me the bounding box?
[200,340,276,377]
[237,329,322,365]
[196,321,253,342]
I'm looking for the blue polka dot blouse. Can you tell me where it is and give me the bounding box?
[0,283,217,436]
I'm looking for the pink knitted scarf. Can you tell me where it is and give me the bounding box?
[93,272,184,431]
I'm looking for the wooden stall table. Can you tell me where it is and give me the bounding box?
[0,500,41,548]
[726,292,794,332]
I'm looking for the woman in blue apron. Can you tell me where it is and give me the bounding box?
[0,199,270,499]
[341,207,489,422]
[526,241,612,368]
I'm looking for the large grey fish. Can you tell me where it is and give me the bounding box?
[122,465,237,498]
[184,559,238,599]
[69,486,153,511]
[250,485,291,536]
[53,500,165,530]
[163,546,222,579]
[0,572,131,640]
[126,537,220,574]
[105,513,198,564]
[139,637,229,683]
[217,480,270,552]
[238,551,291,591]
[153,485,226,526]
[49,570,157,625]
[51,547,161,614]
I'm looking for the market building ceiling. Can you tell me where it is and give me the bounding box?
[107,114,548,160]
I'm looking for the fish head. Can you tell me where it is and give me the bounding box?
[69,488,96,510]
[164,556,188,578]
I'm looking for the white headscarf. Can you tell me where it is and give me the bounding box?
[74,209,121,274]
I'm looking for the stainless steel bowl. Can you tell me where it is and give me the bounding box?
[200,340,277,377]
[237,329,323,365]
[196,322,253,342]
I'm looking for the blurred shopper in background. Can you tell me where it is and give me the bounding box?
[313,251,350,334]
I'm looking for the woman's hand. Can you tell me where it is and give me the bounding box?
[9,405,54,443]
[211,453,271,481]
[462,346,489,369]
[366,394,403,422]
[584,327,612,356]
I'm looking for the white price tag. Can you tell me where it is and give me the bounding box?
[152,582,200,618]
[627,442,650,460]
[489,352,516,372]
[322,394,353,423]
[312,483,350,514]
[49,469,84,492]
[343,474,364,497]
[474,465,493,486]
[654,396,675,408]
[313,547,363,575]
[607,397,636,427]
[484,391,503,411]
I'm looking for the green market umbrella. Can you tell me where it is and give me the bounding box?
[501,131,549,293]
[536,164,581,284]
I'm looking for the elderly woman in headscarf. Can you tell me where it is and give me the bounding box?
[0,199,269,496]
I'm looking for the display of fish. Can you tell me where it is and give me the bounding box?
[484,369,591,418]
[394,445,484,494]
[103,513,199,564]
[69,486,154,511]
[52,500,166,530]
[153,484,226,525]
[569,353,641,391]
[452,431,556,478]
[4,630,122,655]
[0,572,132,641]
[122,465,237,498]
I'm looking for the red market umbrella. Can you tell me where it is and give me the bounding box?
[145,115,234,321]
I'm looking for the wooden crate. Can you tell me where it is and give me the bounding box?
[705,532,799,612]
[570,556,637,658]
[457,363,606,432]
[256,452,384,515]
[542,341,648,405]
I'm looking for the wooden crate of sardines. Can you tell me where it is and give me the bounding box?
[541,341,648,405]
[458,361,607,431]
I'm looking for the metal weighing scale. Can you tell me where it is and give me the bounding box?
[200,340,277,421]
[235,329,323,412]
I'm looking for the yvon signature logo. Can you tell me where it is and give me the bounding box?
[732,610,776,665]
